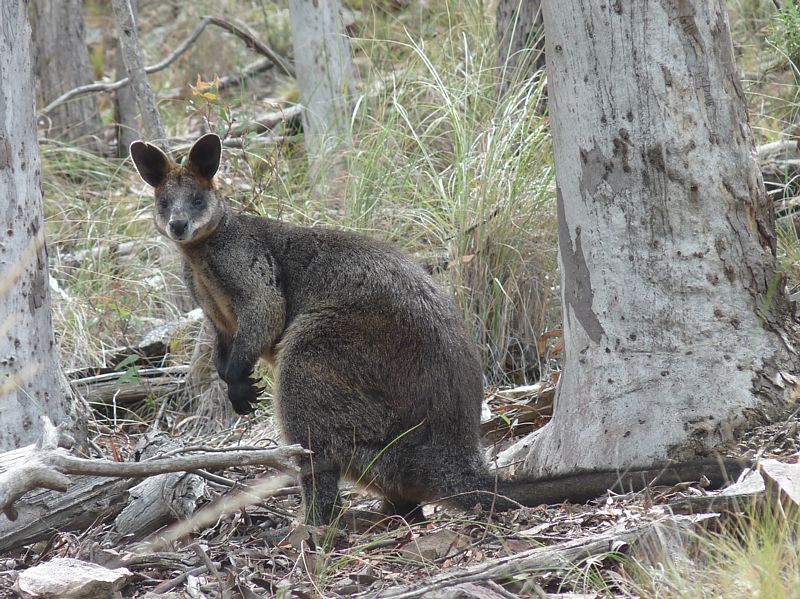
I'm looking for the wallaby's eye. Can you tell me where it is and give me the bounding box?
[158,197,169,210]
[192,193,205,208]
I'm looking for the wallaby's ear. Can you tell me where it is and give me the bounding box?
[129,141,172,188]
[186,133,221,181]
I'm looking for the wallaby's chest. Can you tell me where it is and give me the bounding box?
[185,262,237,336]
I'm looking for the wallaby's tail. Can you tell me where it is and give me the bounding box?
[442,459,750,511]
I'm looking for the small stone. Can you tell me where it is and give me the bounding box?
[16,557,130,599]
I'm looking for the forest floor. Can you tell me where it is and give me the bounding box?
[1,401,798,599]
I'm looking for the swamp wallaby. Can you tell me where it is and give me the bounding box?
[130,134,747,525]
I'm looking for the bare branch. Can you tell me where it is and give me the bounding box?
[202,15,295,78]
[0,417,308,520]
[40,15,294,118]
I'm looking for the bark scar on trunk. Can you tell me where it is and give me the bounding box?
[557,189,605,344]
[672,0,717,121]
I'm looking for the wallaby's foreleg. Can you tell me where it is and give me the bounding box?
[223,311,272,414]
[218,280,285,414]
[212,329,232,382]
[224,330,260,413]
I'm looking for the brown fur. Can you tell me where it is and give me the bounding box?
[130,134,749,525]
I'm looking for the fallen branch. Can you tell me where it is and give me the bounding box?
[40,15,294,117]
[0,418,307,521]
[164,104,303,151]
[379,516,707,599]
[72,365,188,407]
[217,57,275,91]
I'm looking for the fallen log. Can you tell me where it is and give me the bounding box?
[71,365,188,408]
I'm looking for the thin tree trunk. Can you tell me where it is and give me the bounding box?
[31,0,103,151]
[114,0,142,157]
[111,0,194,316]
[111,0,166,145]
[288,0,355,207]
[496,0,545,95]
[508,0,799,476]
[0,1,90,451]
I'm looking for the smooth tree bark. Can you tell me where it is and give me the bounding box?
[504,0,799,476]
[496,0,545,95]
[0,1,89,451]
[31,0,103,151]
[288,0,355,194]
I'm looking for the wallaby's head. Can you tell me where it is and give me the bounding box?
[130,133,226,245]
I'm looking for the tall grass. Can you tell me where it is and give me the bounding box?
[619,509,800,598]
[42,141,183,370]
[310,0,556,383]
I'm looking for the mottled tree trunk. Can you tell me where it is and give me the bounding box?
[288,0,355,206]
[32,0,103,151]
[504,0,799,476]
[0,1,89,451]
[496,0,545,95]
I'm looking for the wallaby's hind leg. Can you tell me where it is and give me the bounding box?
[300,461,342,526]
[275,359,351,526]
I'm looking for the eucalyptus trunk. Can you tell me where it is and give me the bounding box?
[0,0,89,451]
[32,0,103,151]
[288,0,355,206]
[505,0,799,476]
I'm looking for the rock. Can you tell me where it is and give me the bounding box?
[16,558,130,599]
[761,458,800,511]
[422,582,509,599]
[721,468,765,496]
[399,529,469,565]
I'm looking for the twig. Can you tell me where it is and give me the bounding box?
[189,543,229,599]
[152,564,210,594]
[40,15,294,117]
[191,469,237,487]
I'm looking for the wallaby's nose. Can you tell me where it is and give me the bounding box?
[169,219,188,237]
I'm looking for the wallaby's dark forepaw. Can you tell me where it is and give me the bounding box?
[227,378,263,414]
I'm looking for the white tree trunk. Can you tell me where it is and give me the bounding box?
[0,1,89,451]
[32,0,103,151]
[288,0,355,194]
[508,0,798,476]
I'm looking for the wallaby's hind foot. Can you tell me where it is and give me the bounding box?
[381,498,425,523]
